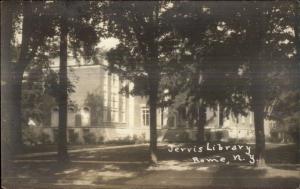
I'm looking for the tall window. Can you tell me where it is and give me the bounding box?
[111,93,119,122]
[67,106,76,127]
[103,108,108,122]
[249,112,253,125]
[121,95,126,123]
[51,106,76,127]
[241,115,246,124]
[103,71,108,121]
[103,73,121,123]
[141,107,150,126]
[51,107,59,127]
[53,128,58,142]
[81,107,91,127]
[110,74,119,122]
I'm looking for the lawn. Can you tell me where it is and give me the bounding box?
[16,142,299,164]
[3,143,300,189]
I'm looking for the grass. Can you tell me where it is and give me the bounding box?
[3,143,300,189]
[17,142,299,164]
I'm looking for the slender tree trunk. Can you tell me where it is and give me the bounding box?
[253,89,266,167]
[248,3,267,168]
[161,107,164,127]
[57,12,69,163]
[1,0,15,176]
[3,1,41,159]
[250,57,267,167]
[147,5,160,164]
[149,79,159,164]
[295,1,300,59]
[252,54,266,167]
[10,68,25,154]
[197,106,206,144]
[9,1,34,155]
[294,0,300,163]
[252,44,266,167]
[219,105,224,128]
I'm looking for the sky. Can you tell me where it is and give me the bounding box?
[97,38,119,51]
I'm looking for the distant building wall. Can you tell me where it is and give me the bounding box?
[23,64,274,145]
[161,105,273,142]
[23,64,168,144]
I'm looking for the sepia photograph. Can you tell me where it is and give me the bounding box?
[1,1,300,189]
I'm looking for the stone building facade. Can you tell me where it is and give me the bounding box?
[23,63,273,144]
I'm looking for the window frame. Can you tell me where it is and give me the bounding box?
[141,106,150,127]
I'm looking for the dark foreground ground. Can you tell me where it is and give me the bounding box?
[2,143,300,189]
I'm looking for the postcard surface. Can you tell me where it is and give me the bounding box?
[1,1,300,189]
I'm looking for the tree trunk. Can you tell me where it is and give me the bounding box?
[252,55,266,167]
[149,80,158,164]
[253,93,266,167]
[10,68,25,154]
[1,0,15,176]
[57,12,69,163]
[295,1,300,60]
[249,3,267,168]
[219,105,224,128]
[9,1,35,155]
[294,0,300,163]
[3,1,42,159]
[251,49,266,167]
[197,106,206,144]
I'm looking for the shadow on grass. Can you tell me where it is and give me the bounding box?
[5,143,299,188]
[265,144,298,164]
[211,165,300,189]
[16,143,299,165]
[3,161,150,187]
[17,142,231,162]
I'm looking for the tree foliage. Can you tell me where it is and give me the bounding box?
[105,1,182,163]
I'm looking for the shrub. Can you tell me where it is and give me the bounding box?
[23,127,39,146]
[105,135,147,145]
[98,135,104,144]
[177,132,190,142]
[38,132,51,144]
[106,136,135,145]
[53,129,59,144]
[133,134,146,144]
[214,130,229,142]
[288,126,299,143]
[270,131,281,143]
[163,130,191,143]
[69,131,81,144]
[228,137,253,144]
[83,132,97,144]
[205,132,211,142]
[215,131,223,141]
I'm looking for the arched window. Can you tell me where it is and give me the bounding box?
[67,106,76,127]
[167,113,177,128]
[51,107,59,127]
[81,106,91,127]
